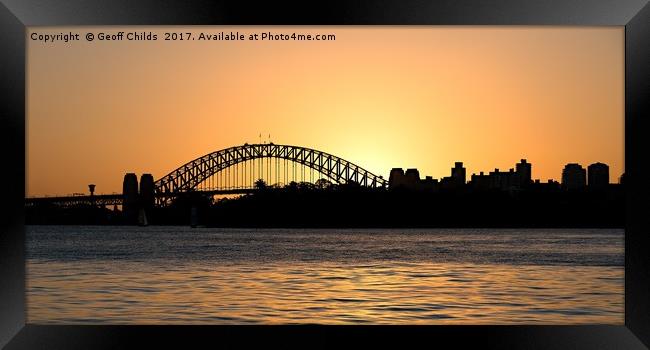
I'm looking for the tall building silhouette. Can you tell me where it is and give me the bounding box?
[467,159,533,191]
[562,163,586,190]
[404,168,421,188]
[388,168,405,189]
[469,171,490,190]
[421,175,439,191]
[451,162,466,186]
[488,168,519,191]
[516,159,532,188]
[389,167,439,191]
[587,162,609,188]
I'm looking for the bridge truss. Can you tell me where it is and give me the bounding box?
[26,144,388,208]
[154,143,387,200]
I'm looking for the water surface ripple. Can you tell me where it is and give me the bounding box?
[27,226,623,324]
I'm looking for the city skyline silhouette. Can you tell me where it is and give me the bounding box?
[26,141,622,198]
[26,142,624,228]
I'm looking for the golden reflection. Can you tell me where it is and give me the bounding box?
[27,261,623,324]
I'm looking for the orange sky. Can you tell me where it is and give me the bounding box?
[27,26,624,196]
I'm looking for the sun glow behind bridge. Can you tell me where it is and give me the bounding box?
[27,26,623,196]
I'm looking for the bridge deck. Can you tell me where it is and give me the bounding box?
[25,189,256,208]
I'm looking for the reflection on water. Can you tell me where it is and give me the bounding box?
[27,226,623,324]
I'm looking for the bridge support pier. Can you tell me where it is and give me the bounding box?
[122,173,139,225]
[122,173,155,225]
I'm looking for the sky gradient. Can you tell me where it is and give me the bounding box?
[27,26,624,196]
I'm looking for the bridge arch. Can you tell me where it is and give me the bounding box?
[154,144,387,196]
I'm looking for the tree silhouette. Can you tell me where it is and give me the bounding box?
[286,181,298,190]
[254,178,267,190]
[315,178,332,189]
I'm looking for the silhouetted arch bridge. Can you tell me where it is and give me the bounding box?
[26,143,388,208]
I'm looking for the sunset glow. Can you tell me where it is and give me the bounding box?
[27,26,624,196]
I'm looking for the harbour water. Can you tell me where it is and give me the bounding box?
[26,226,624,324]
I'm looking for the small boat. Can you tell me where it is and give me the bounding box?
[190,206,198,228]
[138,208,148,226]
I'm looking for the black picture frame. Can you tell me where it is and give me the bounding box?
[1,1,649,348]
